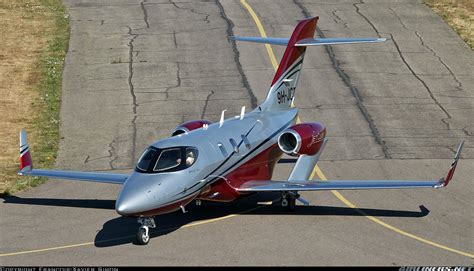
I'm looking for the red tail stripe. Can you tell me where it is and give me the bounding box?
[271,17,318,86]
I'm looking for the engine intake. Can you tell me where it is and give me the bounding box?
[278,122,326,156]
[172,120,212,136]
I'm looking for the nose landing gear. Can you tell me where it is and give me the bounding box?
[137,217,156,245]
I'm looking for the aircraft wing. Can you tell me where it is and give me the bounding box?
[236,141,463,192]
[18,130,129,184]
[18,169,129,184]
[236,179,444,192]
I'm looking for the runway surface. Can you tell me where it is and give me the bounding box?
[1,0,473,266]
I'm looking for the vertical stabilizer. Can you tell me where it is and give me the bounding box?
[231,17,386,112]
[260,17,318,111]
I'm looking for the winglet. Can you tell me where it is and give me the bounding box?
[436,141,464,188]
[19,129,33,172]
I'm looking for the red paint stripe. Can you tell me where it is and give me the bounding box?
[271,17,318,86]
[130,193,197,217]
[20,150,33,170]
[444,163,457,186]
[226,143,282,191]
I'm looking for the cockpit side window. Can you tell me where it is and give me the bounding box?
[153,148,182,172]
[136,148,157,172]
[185,147,198,167]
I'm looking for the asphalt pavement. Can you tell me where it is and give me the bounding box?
[1,0,472,266]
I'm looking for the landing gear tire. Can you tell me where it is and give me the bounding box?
[136,217,155,245]
[288,197,296,211]
[281,192,297,211]
[137,226,150,245]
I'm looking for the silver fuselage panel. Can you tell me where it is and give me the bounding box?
[115,108,298,215]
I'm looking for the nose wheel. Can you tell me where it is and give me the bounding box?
[137,217,156,245]
[137,227,150,245]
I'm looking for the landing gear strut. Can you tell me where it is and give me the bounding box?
[137,217,156,245]
[281,191,299,211]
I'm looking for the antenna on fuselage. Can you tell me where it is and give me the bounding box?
[240,106,245,120]
[219,109,227,127]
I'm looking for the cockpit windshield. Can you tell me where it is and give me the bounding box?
[135,146,198,173]
[154,148,182,172]
[136,147,158,172]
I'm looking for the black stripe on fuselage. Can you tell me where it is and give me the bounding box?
[156,58,304,208]
[207,120,260,176]
[175,120,263,195]
[174,117,295,199]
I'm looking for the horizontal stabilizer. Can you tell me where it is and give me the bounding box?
[231,36,386,46]
[230,36,289,46]
[295,37,387,46]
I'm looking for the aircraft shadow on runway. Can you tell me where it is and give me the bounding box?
[3,194,430,247]
[3,196,115,209]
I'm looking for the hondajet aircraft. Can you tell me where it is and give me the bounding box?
[18,17,463,245]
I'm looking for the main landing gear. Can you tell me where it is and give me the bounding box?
[137,217,156,245]
[281,191,299,211]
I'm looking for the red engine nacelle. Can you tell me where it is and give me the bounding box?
[278,122,326,156]
[172,120,212,136]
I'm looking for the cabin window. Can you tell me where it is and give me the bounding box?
[218,142,228,157]
[229,138,239,153]
[241,134,251,149]
[185,147,198,167]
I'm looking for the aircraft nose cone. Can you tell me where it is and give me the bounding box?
[115,192,142,216]
[115,200,129,216]
[115,198,131,216]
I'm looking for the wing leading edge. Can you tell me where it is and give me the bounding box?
[235,141,464,192]
[236,179,443,192]
[18,169,128,184]
[18,130,129,185]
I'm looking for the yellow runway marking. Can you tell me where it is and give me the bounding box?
[240,0,279,69]
[0,203,270,257]
[0,4,281,257]
[240,0,474,259]
[0,242,95,257]
[239,0,302,123]
[2,1,472,260]
[318,170,474,259]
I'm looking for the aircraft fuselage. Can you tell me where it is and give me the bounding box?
[115,108,298,217]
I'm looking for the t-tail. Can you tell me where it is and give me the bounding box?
[232,17,387,111]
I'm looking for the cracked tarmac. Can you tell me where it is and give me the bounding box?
[1,0,472,266]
